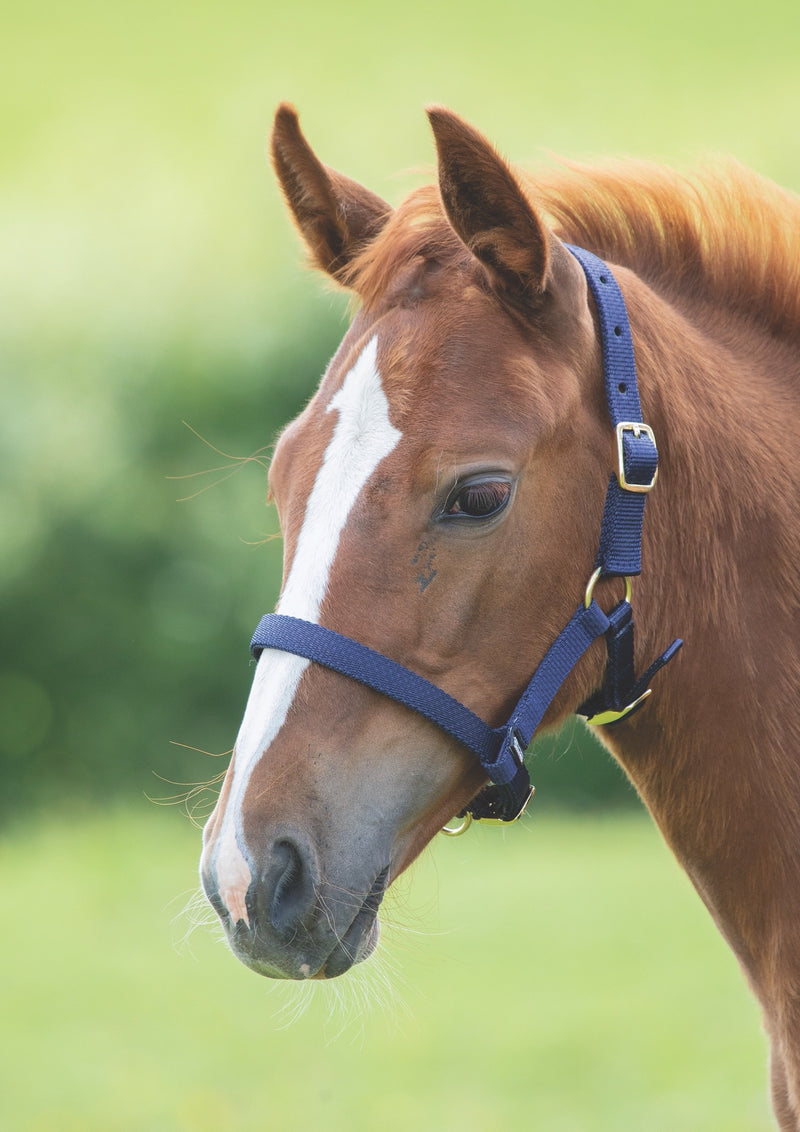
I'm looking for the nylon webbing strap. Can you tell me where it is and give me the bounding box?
[250,613,504,767]
[565,244,658,577]
[250,601,613,803]
[500,601,610,748]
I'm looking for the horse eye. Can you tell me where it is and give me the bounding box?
[443,477,513,520]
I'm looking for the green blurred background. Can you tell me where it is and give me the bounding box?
[2,0,797,1127]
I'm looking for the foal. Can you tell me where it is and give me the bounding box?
[201,105,800,1127]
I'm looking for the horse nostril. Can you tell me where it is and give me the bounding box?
[267,839,316,934]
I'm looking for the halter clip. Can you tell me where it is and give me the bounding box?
[582,688,652,727]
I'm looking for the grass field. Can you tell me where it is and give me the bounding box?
[1,806,772,1131]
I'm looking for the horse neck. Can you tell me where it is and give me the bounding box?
[596,272,800,983]
[620,270,800,704]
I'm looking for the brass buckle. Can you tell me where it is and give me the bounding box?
[615,422,658,493]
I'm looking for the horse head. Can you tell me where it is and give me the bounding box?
[201,105,614,979]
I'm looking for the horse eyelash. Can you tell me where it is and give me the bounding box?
[441,476,513,520]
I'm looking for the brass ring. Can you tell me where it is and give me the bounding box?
[584,568,632,609]
[440,812,473,837]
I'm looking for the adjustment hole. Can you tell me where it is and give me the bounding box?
[618,382,627,393]
[599,274,608,284]
[614,325,623,337]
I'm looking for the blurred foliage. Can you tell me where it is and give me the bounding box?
[0,311,351,811]
[2,0,798,816]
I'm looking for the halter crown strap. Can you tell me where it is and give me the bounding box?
[565,244,658,577]
[247,245,681,823]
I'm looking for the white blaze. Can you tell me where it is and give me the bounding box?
[208,336,401,919]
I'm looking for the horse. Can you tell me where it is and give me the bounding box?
[200,104,800,1127]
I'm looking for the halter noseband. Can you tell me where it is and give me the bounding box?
[250,246,682,823]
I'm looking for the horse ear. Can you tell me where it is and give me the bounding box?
[271,104,392,284]
[426,107,550,304]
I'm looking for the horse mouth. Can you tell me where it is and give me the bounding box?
[318,865,390,979]
[220,863,391,980]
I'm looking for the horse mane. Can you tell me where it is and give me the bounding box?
[346,159,800,340]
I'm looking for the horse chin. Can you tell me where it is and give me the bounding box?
[327,910,382,977]
[226,910,381,982]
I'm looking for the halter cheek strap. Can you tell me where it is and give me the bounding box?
[249,246,682,823]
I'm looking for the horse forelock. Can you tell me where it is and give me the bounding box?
[342,185,470,308]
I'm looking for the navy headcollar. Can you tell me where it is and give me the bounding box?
[250,246,682,823]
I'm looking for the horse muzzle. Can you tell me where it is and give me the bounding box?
[201,832,390,979]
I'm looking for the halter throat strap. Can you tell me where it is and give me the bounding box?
[249,245,681,823]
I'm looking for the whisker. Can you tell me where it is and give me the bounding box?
[167,741,233,759]
[171,465,252,503]
[177,421,273,466]
[167,461,253,482]
[168,887,226,956]
[147,760,229,825]
[240,532,282,547]
[169,422,272,501]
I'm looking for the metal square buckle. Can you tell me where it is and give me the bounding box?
[615,422,658,493]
